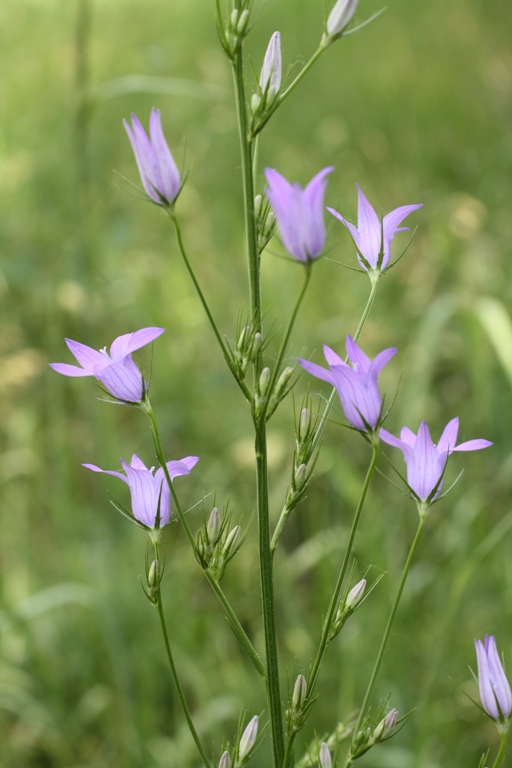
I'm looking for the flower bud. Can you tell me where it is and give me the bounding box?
[260,31,282,94]
[219,750,232,768]
[299,407,310,440]
[230,8,239,29]
[259,367,271,395]
[237,326,249,352]
[236,9,250,35]
[223,525,241,556]
[294,463,307,490]
[326,0,359,37]
[373,708,398,742]
[239,715,259,761]
[251,332,262,358]
[275,366,293,395]
[346,578,366,610]
[264,211,275,234]
[251,93,261,114]
[319,742,332,768]
[292,674,307,711]
[266,85,278,106]
[254,194,262,218]
[148,559,159,588]
[207,507,221,544]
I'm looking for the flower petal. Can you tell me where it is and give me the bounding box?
[356,185,381,268]
[121,459,159,527]
[82,463,128,484]
[110,327,165,360]
[437,417,459,453]
[382,203,422,267]
[345,335,371,374]
[323,345,346,368]
[94,357,144,402]
[124,115,161,203]
[49,363,93,377]
[65,339,107,372]
[476,638,500,719]
[486,635,512,717]
[452,439,493,452]
[297,358,335,386]
[302,166,334,259]
[166,455,200,479]
[149,108,181,203]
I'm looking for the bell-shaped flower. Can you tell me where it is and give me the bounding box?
[260,31,282,94]
[124,108,181,206]
[50,327,165,403]
[380,418,492,502]
[475,635,512,722]
[327,185,422,272]
[83,454,199,529]
[265,166,334,263]
[298,335,397,431]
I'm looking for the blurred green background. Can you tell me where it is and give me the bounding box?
[1,0,512,765]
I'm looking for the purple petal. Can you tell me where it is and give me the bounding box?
[379,428,411,455]
[110,327,165,360]
[302,166,334,259]
[149,108,181,203]
[49,363,93,378]
[412,421,440,500]
[129,454,149,471]
[65,339,108,372]
[124,115,161,203]
[476,638,499,719]
[265,168,307,261]
[166,456,199,479]
[323,345,346,368]
[82,463,128,484]
[297,358,335,386]
[330,365,378,430]
[121,460,159,527]
[345,335,371,374]
[260,31,282,92]
[94,357,144,402]
[367,347,398,378]
[327,206,365,268]
[452,438,493,452]
[437,417,459,453]
[382,203,422,267]
[400,426,417,447]
[486,635,512,717]
[356,185,381,268]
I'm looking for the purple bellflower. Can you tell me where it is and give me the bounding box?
[265,167,334,263]
[327,185,422,273]
[124,108,181,206]
[380,418,492,502]
[83,454,199,529]
[298,335,397,432]
[50,327,165,403]
[475,635,512,722]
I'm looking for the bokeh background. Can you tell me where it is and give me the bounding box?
[1,0,512,765]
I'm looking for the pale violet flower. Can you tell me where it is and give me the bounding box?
[124,108,181,205]
[298,335,397,431]
[265,167,334,263]
[260,31,282,94]
[380,418,492,502]
[83,454,199,529]
[327,0,359,37]
[50,327,165,402]
[475,635,512,722]
[327,185,422,272]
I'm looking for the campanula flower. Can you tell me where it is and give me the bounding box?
[327,185,422,272]
[50,327,165,403]
[326,0,359,37]
[475,635,512,721]
[265,166,334,263]
[83,454,199,529]
[124,108,181,205]
[260,32,282,94]
[380,418,492,501]
[298,335,397,431]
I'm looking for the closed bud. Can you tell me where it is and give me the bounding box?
[254,194,262,218]
[207,507,221,544]
[251,93,261,114]
[251,332,262,358]
[148,559,159,588]
[295,463,307,489]
[326,0,359,37]
[223,525,241,556]
[230,8,239,29]
[266,85,278,106]
[292,674,307,711]
[239,715,259,761]
[259,367,271,395]
[319,742,332,768]
[346,578,366,610]
[299,407,310,439]
[276,366,293,394]
[219,750,232,768]
[265,211,275,233]
[236,9,250,35]
[260,31,282,93]
[373,709,398,742]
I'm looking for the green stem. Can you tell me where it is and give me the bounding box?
[153,542,211,768]
[492,732,509,768]
[170,214,252,403]
[308,441,379,696]
[346,514,426,766]
[143,402,265,678]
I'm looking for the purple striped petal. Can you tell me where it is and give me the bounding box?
[400,426,417,447]
[149,108,181,203]
[486,635,512,717]
[323,345,346,368]
[65,339,108,372]
[452,439,493,452]
[124,115,161,203]
[330,365,378,430]
[345,335,372,374]
[437,417,459,453]
[476,638,500,719]
[121,460,160,527]
[94,357,144,402]
[49,363,93,377]
[297,358,335,386]
[166,456,199,479]
[356,185,381,268]
[381,203,422,268]
[110,327,165,360]
[302,166,334,259]
[82,463,128,484]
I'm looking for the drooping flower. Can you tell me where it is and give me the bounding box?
[326,0,359,37]
[265,166,334,263]
[298,335,397,431]
[327,185,422,272]
[380,418,492,502]
[83,454,199,529]
[124,108,181,206]
[475,635,512,721]
[260,31,282,94]
[50,327,165,402]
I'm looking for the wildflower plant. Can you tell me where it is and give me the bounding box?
[49,1,503,767]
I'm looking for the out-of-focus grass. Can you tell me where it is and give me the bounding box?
[1,0,512,765]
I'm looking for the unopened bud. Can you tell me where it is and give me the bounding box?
[326,0,359,37]
[292,674,307,711]
[230,8,239,29]
[259,366,271,395]
[219,750,232,768]
[295,463,307,489]
[319,742,332,768]
[373,708,398,742]
[299,408,310,440]
[266,85,278,106]
[251,332,262,358]
[265,211,275,233]
[237,326,249,351]
[254,194,262,218]
[239,715,259,761]
[276,366,293,395]
[236,9,250,35]
[346,578,366,610]
[223,525,241,556]
[260,31,282,93]
[148,559,159,588]
[251,93,261,114]
[207,507,221,544]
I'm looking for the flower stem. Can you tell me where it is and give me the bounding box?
[153,540,211,768]
[492,732,509,768]
[143,401,265,678]
[345,514,427,767]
